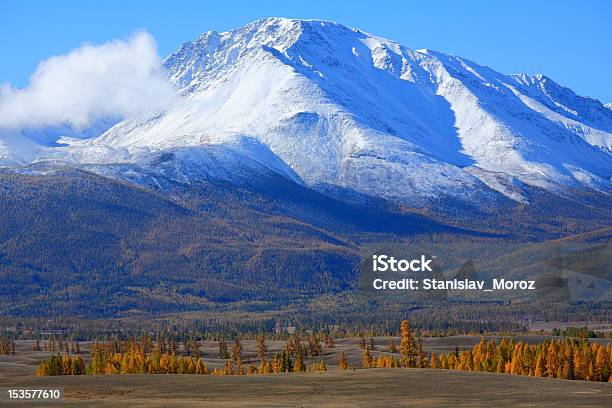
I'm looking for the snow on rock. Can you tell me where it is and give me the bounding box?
[2,18,611,206]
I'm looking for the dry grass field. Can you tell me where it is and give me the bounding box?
[1,336,610,407]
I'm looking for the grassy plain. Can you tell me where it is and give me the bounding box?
[1,336,610,407]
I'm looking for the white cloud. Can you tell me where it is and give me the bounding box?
[0,31,177,130]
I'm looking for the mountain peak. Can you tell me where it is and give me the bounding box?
[4,18,612,207]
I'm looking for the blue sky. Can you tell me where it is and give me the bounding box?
[1,0,611,102]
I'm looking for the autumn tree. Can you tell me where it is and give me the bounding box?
[272,353,282,374]
[219,340,230,359]
[362,346,373,369]
[231,338,243,363]
[400,320,415,368]
[416,334,425,368]
[223,360,234,375]
[594,346,609,381]
[293,351,305,372]
[257,335,268,372]
[308,335,321,357]
[359,334,366,350]
[339,352,348,370]
[430,337,610,383]
[430,353,440,369]
[324,334,335,349]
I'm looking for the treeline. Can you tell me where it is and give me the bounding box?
[36,337,209,376]
[430,338,611,382]
[34,321,612,382]
[551,327,611,339]
[31,338,81,353]
[36,332,330,376]
[35,355,86,376]
[214,334,329,375]
[1,312,530,343]
[357,321,612,382]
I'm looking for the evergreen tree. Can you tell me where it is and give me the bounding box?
[359,335,366,350]
[231,338,243,363]
[219,340,230,359]
[339,352,348,370]
[280,351,293,373]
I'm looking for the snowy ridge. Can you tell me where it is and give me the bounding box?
[1,18,611,206]
[0,129,42,166]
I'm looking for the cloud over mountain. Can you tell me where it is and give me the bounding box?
[0,31,177,130]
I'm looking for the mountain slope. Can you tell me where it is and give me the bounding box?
[1,18,610,320]
[1,165,609,317]
[0,165,488,316]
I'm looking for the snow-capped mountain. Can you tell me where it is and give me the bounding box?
[3,18,612,206]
